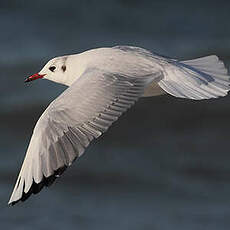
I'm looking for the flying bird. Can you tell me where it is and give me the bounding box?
[9,46,230,205]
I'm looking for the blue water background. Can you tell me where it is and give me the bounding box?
[0,0,230,229]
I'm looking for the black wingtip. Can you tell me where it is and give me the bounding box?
[9,166,67,206]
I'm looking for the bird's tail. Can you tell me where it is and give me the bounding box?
[157,55,230,100]
[143,55,230,99]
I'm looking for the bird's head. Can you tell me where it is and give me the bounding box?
[25,56,69,85]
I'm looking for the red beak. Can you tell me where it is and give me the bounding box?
[24,73,46,83]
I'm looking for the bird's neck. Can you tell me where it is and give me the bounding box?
[63,54,88,86]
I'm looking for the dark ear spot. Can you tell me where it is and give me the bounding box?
[61,65,66,72]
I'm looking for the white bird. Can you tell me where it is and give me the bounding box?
[9,46,230,205]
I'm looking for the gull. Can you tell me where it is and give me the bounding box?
[9,46,230,205]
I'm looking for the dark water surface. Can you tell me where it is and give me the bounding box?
[1,0,230,229]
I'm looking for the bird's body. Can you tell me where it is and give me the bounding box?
[9,46,230,205]
[43,46,166,90]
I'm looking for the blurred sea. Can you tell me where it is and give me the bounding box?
[1,0,230,229]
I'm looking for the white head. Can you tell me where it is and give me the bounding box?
[25,56,72,85]
[25,53,87,86]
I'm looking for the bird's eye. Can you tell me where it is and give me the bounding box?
[49,66,56,72]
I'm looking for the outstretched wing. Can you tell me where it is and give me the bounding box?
[158,56,230,100]
[9,69,154,205]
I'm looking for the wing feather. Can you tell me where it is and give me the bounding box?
[158,57,230,100]
[9,69,153,205]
